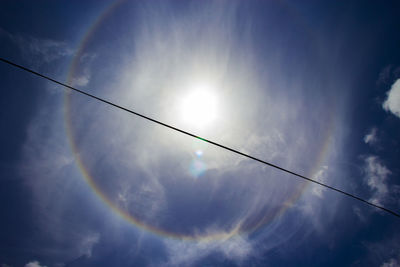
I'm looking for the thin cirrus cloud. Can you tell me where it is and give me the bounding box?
[2,27,95,88]
[363,155,391,206]
[19,91,107,262]
[0,27,73,68]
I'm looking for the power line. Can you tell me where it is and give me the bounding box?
[1,57,399,218]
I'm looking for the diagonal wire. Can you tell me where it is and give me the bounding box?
[1,57,399,218]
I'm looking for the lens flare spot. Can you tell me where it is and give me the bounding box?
[189,158,207,178]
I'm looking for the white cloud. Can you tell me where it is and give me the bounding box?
[71,74,90,87]
[311,166,328,198]
[383,79,400,118]
[364,127,378,145]
[381,258,400,267]
[364,156,391,205]
[24,261,47,267]
[164,235,252,266]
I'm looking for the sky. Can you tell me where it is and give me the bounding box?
[1,0,400,266]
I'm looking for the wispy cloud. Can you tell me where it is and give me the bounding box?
[70,53,96,87]
[311,165,328,198]
[381,258,400,267]
[363,156,391,206]
[364,127,378,146]
[78,232,100,258]
[377,65,393,86]
[383,79,400,118]
[163,234,252,266]
[24,261,47,267]
[362,232,400,267]
[377,65,400,86]
[14,36,73,63]
[18,90,105,262]
[0,27,73,67]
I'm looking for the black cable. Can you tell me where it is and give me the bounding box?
[1,57,399,218]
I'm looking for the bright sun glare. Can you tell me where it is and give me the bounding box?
[180,84,218,129]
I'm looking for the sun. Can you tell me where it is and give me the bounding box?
[180,84,218,129]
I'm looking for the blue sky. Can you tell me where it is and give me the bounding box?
[1,1,400,266]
